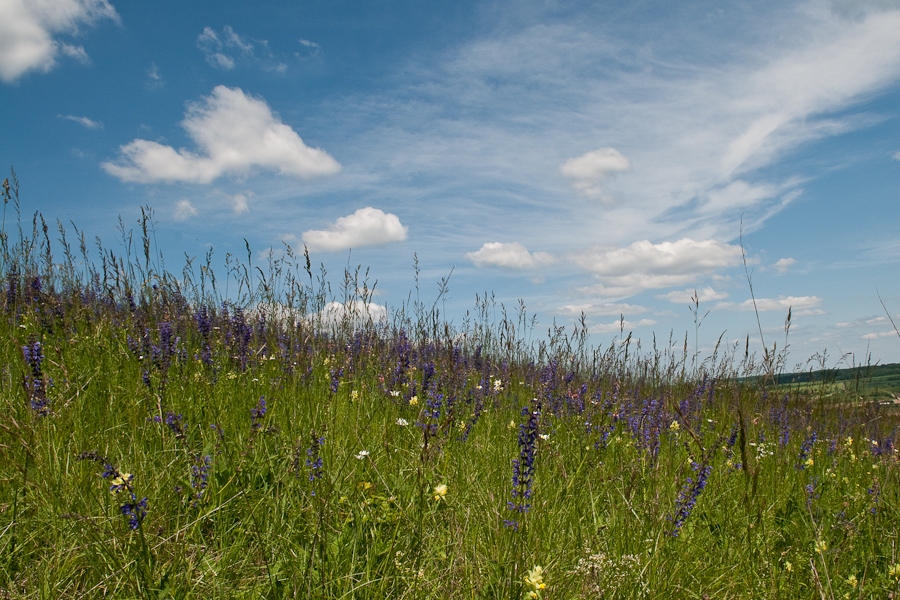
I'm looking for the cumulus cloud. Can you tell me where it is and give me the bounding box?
[556,302,648,318]
[656,287,730,304]
[302,207,408,252]
[591,318,657,335]
[559,147,630,201]
[173,199,197,221]
[862,330,900,340]
[836,316,890,328]
[715,295,823,315]
[570,238,742,298]
[0,0,118,83]
[102,86,341,184]
[211,189,253,214]
[465,242,554,270]
[313,300,388,326]
[58,114,102,129]
[772,257,797,273]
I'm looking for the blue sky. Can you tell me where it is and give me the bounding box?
[3,0,900,369]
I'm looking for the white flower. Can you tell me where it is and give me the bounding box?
[355,450,369,460]
[396,418,408,426]
[389,390,400,397]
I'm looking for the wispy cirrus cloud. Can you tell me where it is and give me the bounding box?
[0,0,118,83]
[146,62,163,88]
[327,3,900,270]
[302,207,408,252]
[197,26,286,72]
[58,114,103,129]
[102,86,341,184]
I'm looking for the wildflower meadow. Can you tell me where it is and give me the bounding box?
[1,171,899,599]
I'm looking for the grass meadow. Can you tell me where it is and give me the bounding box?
[1,171,899,599]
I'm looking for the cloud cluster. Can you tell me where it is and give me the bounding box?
[302,207,408,252]
[571,239,743,298]
[197,26,286,72]
[313,300,389,326]
[102,86,341,184]
[591,318,658,335]
[556,302,648,318]
[0,0,118,83]
[559,148,630,201]
[656,287,730,304]
[465,242,554,270]
[715,295,823,316]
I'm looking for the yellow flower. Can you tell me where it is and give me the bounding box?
[889,563,900,582]
[433,483,448,500]
[815,539,826,554]
[670,420,680,431]
[351,390,359,400]
[110,473,132,490]
[846,436,853,445]
[846,574,858,588]
[409,395,418,406]
[805,458,814,468]
[785,561,793,573]
[525,565,546,594]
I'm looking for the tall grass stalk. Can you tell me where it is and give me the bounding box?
[0,172,898,598]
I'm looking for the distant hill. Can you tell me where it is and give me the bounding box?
[770,362,900,400]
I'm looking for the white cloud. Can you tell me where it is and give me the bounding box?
[212,189,252,214]
[716,295,823,314]
[465,242,554,270]
[197,26,285,72]
[0,0,118,82]
[302,207,408,252]
[559,147,630,201]
[58,114,102,129]
[556,302,648,318]
[591,318,657,335]
[700,180,780,214]
[772,257,797,273]
[197,26,249,70]
[313,300,388,326]
[102,86,341,184]
[230,192,249,214]
[656,287,730,304]
[173,199,197,221]
[570,238,743,298]
[862,330,899,340]
[146,62,163,88]
[894,150,900,161]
